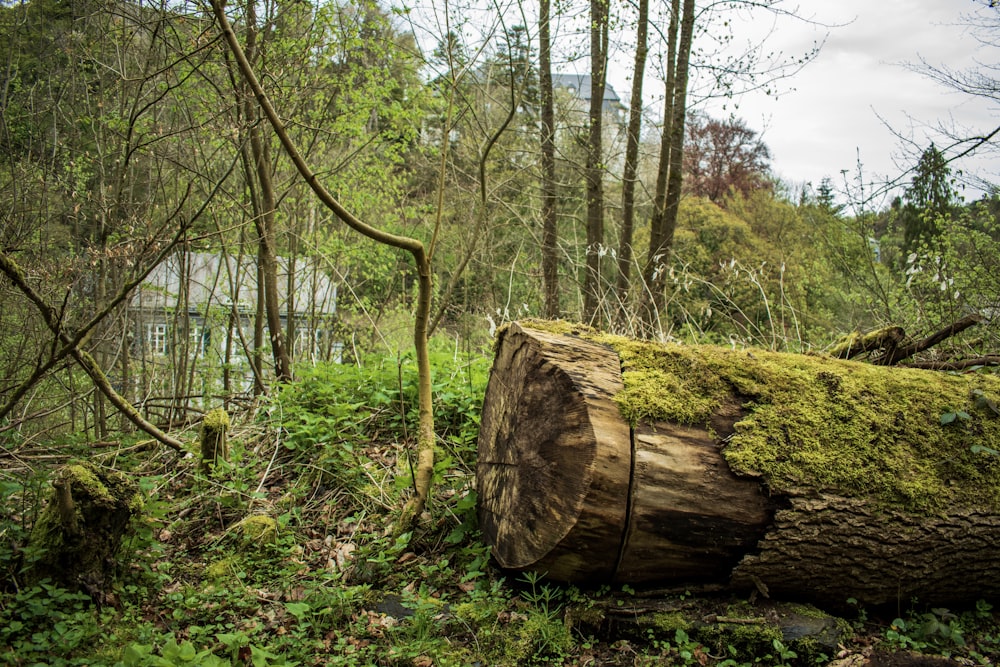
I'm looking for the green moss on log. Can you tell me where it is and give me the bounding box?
[510,320,1000,513]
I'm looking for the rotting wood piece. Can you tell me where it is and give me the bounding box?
[25,462,143,600]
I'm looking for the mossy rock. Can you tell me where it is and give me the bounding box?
[24,462,143,598]
[229,514,278,548]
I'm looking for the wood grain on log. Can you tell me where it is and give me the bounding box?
[478,323,774,583]
[615,423,773,582]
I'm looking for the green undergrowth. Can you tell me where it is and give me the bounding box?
[519,319,1000,513]
[1,346,999,665]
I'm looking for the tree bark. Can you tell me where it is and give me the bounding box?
[539,0,559,319]
[583,0,609,323]
[615,0,649,322]
[477,322,1000,606]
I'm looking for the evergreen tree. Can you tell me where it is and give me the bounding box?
[901,144,955,252]
[816,177,843,216]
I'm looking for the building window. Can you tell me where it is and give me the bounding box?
[188,324,211,357]
[147,323,168,355]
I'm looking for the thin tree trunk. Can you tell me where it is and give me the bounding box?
[93,229,109,439]
[642,0,695,333]
[286,214,298,364]
[250,127,292,382]
[583,0,609,324]
[210,0,436,529]
[240,0,291,385]
[173,244,190,425]
[255,247,265,387]
[224,309,233,405]
[616,0,649,323]
[539,0,559,319]
[250,113,292,382]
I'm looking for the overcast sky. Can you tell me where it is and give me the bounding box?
[606,0,999,205]
[708,1,997,203]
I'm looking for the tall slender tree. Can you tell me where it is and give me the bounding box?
[583,0,610,323]
[642,0,695,333]
[901,143,955,252]
[539,0,560,318]
[616,0,650,321]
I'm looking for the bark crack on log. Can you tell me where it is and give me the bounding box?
[612,424,638,581]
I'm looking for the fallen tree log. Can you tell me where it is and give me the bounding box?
[476,321,1000,606]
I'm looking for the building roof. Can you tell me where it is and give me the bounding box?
[552,73,624,114]
[131,251,337,316]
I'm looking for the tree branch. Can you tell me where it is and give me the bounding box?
[209,0,436,530]
[903,356,1000,371]
[880,314,985,366]
[0,251,186,452]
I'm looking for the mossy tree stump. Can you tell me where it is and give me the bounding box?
[477,322,1000,606]
[200,408,230,472]
[26,462,143,598]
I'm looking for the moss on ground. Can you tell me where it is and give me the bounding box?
[513,320,1000,513]
[230,514,278,546]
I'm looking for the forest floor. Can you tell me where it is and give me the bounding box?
[2,353,1000,666]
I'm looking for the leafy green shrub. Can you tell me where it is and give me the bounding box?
[273,350,489,501]
[0,581,102,666]
[119,633,296,667]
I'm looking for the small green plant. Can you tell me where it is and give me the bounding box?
[846,597,868,627]
[119,633,298,667]
[940,409,971,426]
[0,581,101,665]
[885,606,967,653]
[519,570,564,618]
[768,638,799,667]
[885,616,927,651]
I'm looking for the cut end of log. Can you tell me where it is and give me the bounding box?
[477,323,632,580]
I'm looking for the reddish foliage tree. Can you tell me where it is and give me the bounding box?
[684,113,772,202]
